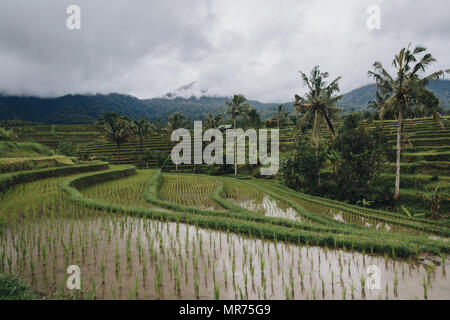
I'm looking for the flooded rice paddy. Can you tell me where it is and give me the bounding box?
[0,170,448,300]
[1,215,449,300]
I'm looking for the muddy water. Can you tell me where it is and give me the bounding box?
[232,196,303,222]
[269,190,430,235]
[1,214,448,300]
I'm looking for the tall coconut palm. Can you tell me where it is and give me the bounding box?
[165,112,190,170]
[272,105,289,129]
[225,94,251,175]
[98,113,132,163]
[293,66,342,187]
[133,118,156,154]
[368,44,449,200]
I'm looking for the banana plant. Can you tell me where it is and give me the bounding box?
[401,205,425,218]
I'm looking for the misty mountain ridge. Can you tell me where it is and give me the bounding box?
[0,80,449,124]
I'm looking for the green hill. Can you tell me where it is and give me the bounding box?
[338,80,450,112]
[0,80,448,123]
[0,93,157,124]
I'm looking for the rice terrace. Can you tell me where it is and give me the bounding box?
[0,0,450,306]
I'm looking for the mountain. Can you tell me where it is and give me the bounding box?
[0,93,157,124]
[151,81,292,120]
[0,92,289,124]
[142,96,290,122]
[162,81,210,99]
[0,80,448,124]
[337,80,450,112]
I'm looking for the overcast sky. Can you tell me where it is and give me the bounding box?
[0,0,449,102]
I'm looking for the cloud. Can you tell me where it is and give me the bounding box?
[0,0,449,102]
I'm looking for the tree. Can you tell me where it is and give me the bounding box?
[333,126,394,204]
[204,112,223,129]
[133,118,156,154]
[241,109,262,129]
[0,128,13,141]
[98,112,132,163]
[282,137,327,192]
[368,90,390,125]
[58,141,79,157]
[225,94,251,175]
[414,89,446,129]
[272,105,289,129]
[138,149,168,169]
[293,66,342,187]
[165,112,190,170]
[338,112,361,134]
[423,187,450,220]
[368,44,449,200]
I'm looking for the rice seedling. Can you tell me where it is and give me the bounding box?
[0,168,448,301]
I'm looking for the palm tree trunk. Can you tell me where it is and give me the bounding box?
[394,108,403,201]
[234,119,237,175]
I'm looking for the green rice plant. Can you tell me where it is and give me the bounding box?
[341,284,347,300]
[111,284,117,299]
[385,283,389,300]
[350,282,355,300]
[100,256,106,284]
[393,272,398,295]
[142,256,147,280]
[321,278,325,299]
[284,284,290,300]
[88,278,97,300]
[134,276,139,298]
[193,269,199,299]
[423,275,429,300]
[214,279,220,300]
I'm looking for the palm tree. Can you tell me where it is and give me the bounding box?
[225,94,251,175]
[133,118,156,154]
[98,113,132,163]
[327,148,342,176]
[165,112,190,170]
[368,44,449,200]
[415,90,446,129]
[272,105,289,129]
[204,112,223,129]
[293,66,342,187]
[368,90,390,126]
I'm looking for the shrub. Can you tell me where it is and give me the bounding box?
[282,138,327,193]
[137,149,168,168]
[332,126,394,205]
[0,128,13,141]
[98,154,112,163]
[57,141,79,157]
